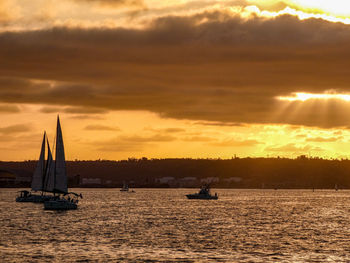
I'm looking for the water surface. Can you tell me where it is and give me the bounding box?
[1,189,350,262]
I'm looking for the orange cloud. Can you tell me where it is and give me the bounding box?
[74,0,145,8]
[0,124,31,134]
[265,143,323,152]
[305,137,342,143]
[0,104,21,113]
[1,11,350,129]
[211,139,263,147]
[84,124,121,131]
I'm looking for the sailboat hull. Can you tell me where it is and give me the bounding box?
[44,199,77,210]
[16,194,55,203]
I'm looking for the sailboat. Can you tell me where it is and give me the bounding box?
[16,132,56,203]
[44,116,82,210]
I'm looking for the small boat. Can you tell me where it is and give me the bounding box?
[186,185,218,200]
[16,132,56,203]
[120,181,136,193]
[120,181,130,192]
[43,116,82,210]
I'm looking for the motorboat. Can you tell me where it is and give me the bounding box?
[186,185,218,200]
[120,181,135,192]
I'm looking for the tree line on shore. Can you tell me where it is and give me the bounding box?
[1,156,350,188]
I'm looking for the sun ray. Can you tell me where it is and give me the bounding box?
[277,92,350,102]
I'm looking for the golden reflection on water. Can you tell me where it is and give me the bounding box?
[1,189,350,262]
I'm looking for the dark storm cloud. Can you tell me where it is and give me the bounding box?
[1,12,350,127]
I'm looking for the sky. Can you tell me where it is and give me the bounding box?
[1,0,350,161]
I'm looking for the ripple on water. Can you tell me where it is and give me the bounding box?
[2,189,350,262]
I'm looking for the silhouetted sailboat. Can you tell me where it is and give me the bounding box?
[44,116,81,210]
[16,132,56,203]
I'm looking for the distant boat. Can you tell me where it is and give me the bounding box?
[43,116,82,210]
[16,132,56,203]
[186,185,218,200]
[120,181,135,193]
[120,181,129,192]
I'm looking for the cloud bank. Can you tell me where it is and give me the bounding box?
[1,8,350,128]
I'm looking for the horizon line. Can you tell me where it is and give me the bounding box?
[1,155,349,162]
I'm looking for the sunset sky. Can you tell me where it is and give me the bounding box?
[1,0,350,161]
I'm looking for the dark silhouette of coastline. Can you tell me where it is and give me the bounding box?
[1,156,349,189]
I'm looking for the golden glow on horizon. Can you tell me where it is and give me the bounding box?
[277,92,350,102]
[0,104,348,161]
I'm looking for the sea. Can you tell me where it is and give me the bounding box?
[1,188,350,262]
